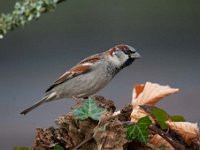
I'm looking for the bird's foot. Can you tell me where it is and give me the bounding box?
[72,96,86,103]
[72,96,88,108]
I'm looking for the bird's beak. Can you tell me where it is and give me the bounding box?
[130,51,141,59]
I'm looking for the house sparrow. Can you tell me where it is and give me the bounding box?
[20,44,141,115]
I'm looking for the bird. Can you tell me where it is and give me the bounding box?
[20,44,141,115]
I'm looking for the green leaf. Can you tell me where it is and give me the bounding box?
[54,145,64,150]
[170,115,185,122]
[126,116,152,144]
[13,147,29,150]
[150,108,169,130]
[72,98,106,121]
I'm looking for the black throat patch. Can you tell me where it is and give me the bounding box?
[121,58,134,69]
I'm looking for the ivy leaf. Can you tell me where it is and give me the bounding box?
[150,108,169,130]
[54,145,64,150]
[170,115,186,122]
[13,147,29,150]
[126,116,152,144]
[72,98,106,121]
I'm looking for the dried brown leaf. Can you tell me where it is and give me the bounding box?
[149,134,174,150]
[131,106,150,122]
[166,121,200,145]
[132,82,179,108]
[93,112,127,150]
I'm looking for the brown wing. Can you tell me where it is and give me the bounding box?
[45,64,91,92]
[45,53,102,92]
[79,53,102,64]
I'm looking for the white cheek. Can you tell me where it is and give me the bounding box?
[119,53,129,63]
[109,55,123,66]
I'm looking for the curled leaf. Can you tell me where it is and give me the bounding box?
[131,106,149,122]
[166,121,200,144]
[132,82,179,108]
[149,134,174,150]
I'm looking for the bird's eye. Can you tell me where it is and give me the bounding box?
[112,51,122,58]
[113,51,119,56]
[113,52,116,55]
[124,49,134,55]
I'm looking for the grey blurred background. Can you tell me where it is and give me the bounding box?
[0,0,200,149]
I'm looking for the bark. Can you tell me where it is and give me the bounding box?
[32,95,200,150]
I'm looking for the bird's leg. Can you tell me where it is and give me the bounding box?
[72,96,88,103]
[72,96,82,102]
[72,96,87,107]
[72,96,88,101]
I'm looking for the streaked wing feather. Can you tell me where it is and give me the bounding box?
[45,65,91,92]
[79,53,102,64]
[45,54,101,92]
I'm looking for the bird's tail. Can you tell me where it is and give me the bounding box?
[20,92,57,115]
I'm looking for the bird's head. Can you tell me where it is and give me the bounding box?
[107,44,141,68]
